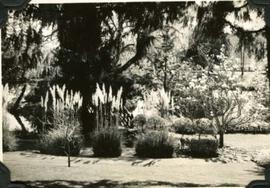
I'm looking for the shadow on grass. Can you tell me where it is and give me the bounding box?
[245,166,265,176]
[17,150,162,167]
[14,180,242,188]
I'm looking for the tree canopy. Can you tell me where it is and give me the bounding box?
[2,1,268,136]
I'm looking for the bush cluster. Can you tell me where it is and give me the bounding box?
[135,131,174,158]
[92,127,122,157]
[172,117,217,135]
[226,123,270,134]
[39,127,82,156]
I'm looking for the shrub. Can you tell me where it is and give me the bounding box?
[172,117,196,134]
[92,127,122,157]
[146,115,167,130]
[132,114,147,131]
[3,122,17,152]
[122,128,139,147]
[174,137,192,156]
[39,127,82,156]
[135,131,175,158]
[189,138,218,158]
[226,121,270,134]
[195,118,217,135]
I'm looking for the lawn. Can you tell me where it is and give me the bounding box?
[4,134,270,188]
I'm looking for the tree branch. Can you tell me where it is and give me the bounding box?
[115,54,140,74]
[233,3,248,11]
[43,29,58,41]
[114,32,153,74]
[120,44,135,54]
[11,85,27,112]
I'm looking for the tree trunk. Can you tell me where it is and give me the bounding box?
[67,142,71,168]
[13,113,27,134]
[219,132,224,148]
[164,60,168,92]
[241,39,245,78]
[9,85,28,134]
[57,4,101,139]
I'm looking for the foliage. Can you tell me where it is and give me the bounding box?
[226,121,270,134]
[92,127,122,157]
[3,3,269,152]
[171,45,254,147]
[176,97,206,119]
[135,131,174,158]
[39,126,82,156]
[146,27,183,91]
[189,138,218,158]
[2,12,44,86]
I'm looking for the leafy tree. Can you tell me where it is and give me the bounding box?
[3,3,193,136]
[147,27,182,92]
[3,2,268,140]
[190,1,267,94]
[2,11,45,133]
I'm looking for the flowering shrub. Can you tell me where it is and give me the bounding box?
[91,83,123,129]
[133,88,173,118]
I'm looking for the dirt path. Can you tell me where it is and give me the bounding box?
[4,134,270,187]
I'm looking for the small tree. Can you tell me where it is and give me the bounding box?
[179,44,252,148]
[204,88,251,148]
[41,85,83,167]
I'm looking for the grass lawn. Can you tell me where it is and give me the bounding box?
[4,134,270,187]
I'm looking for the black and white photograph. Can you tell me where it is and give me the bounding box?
[1,0,270,187]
